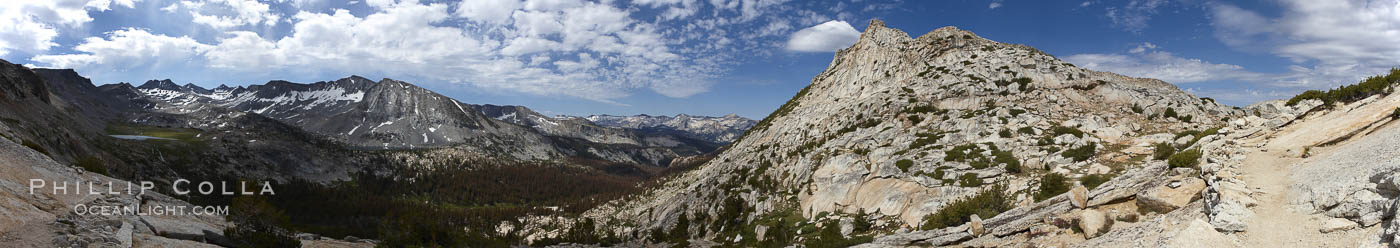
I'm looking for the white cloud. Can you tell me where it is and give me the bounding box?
[162,3,180,13]
[785,20,860,52]
[1209,0,1400,88]
[182,0,281,29]
[454,0,521,24]
[32,28,210,71]
[1127,42,1156,53]
[1065,44,1261,84]
[1105,0,1168,33]
[366,0,396,9]
[0,0,140,56]
[28,0,896,103]
[989,2,1002,9]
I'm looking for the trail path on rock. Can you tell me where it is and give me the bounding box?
[1237,141,1375,247]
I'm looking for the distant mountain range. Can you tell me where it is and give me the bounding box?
[94,75,750,166]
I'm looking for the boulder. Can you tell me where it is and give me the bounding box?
[1319,218,1358,233]
[1088,163,1111,174]
[1166,219,1241,248]
[1078,209,1109,239]
[1173,136,1194,147]
[840,218,854,237]
[1070,184,1089,209]
[297,233,321,240]
[968,214,985,236]
[1137,178,1206,213]
[755,225,768,242]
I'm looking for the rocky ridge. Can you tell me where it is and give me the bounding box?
[546,20,1244,245]
[104,76,731,166]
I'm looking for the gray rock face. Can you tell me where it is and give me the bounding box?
[0,131,226,247]
[1289,118,1400,227]
[1137,177,1206,213]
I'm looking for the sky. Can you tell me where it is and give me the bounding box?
[2,0,1399,119]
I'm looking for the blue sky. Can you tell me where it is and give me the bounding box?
[2,0,1398,119]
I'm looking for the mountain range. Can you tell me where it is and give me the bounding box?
[2,19,1399,247]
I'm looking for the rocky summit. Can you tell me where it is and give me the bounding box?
[494,20,1400,247]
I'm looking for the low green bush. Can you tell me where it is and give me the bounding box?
[75,156,107,175]
[1051,126,1085,138]
[1080,174,1111,190]
[1152,142,1176,160]
[944,144,984,162]
[1061,142,1096,162]
[1168,149,1202,169]
[998,129,1012,138]
[920,184,1011,230]
[1017,126,1035,135]
[1286,68,1400,107]
[20,139,48,156]
[958,173,982,187]
[993,151,1020,174]
[1034,173,1069,201]
[895,159,914,172]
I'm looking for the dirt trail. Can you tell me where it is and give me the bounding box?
[1236,146,1317,246]
[1236,141,1378,247]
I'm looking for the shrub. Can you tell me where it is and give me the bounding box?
[75,156,107,175]
[1152,142,1176,160]
[1131,104,1144,114]
[895,159,914,172]
[1061,142,1096,162]
[1080,174,1111,190]
[1012,77,1032,91]
[993,151,1020,174]
[1051,125,1084,138]
[944,144,984,162]
[920,185,1011,230]
[20,139,48,156]
[907,115,924,124]
[1286,90,1327,106]
[958,173,982,187]
[669,213,690,242]
[1017,126,1035,135]
[1168,149,1202,169]
[1163,107,1178,119]
[969,159,991,170]
[998,129,1012,138]
[1035,173,1069,201]
[1393,107,1400,119]
[1009,108,1026,117]
[853,209,872,233]
[225,196,300,248]
[1286,68,1400,107]
[905,105,942,114]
